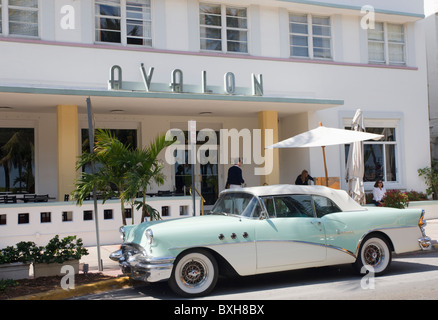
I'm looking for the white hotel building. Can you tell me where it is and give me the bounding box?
[0,0,431,212]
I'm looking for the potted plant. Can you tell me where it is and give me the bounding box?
[0,241,39,280]
[33,235,88,278]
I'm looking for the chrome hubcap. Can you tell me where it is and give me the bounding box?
[364,243,384,267]
[181,259,207,287]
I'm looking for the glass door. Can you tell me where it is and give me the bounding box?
[174,149,220,211]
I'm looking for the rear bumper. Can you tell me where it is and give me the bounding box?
[418,236,432,250]
[418,218,432,251]
[109,244,175,283]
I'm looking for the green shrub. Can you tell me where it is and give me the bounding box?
[0,235,88,264]
[382,189,409,209]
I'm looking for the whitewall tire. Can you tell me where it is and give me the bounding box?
[169,249,218,297]
[354,235,392,276]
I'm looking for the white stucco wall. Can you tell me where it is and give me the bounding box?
[0,0,431,197]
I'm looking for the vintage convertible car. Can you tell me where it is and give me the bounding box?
[110,184,431,297]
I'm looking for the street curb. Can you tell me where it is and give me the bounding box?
[10,276,131,300]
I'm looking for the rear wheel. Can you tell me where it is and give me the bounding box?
[353,234,392,276]
[169,249,218,297]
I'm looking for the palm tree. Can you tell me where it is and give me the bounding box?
[123,134,174,222]
[72,130,173,225]
[72,129,132,225]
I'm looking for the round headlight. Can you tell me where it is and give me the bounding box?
[145,228,154,245]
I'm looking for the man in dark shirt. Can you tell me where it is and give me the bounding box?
[226,158,244,189]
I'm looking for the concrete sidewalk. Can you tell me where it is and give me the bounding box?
[79,244,123,277]
[425,219,438,249]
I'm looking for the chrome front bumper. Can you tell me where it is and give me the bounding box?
[110,243,175,283]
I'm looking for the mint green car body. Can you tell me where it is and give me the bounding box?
[110,185,431,297]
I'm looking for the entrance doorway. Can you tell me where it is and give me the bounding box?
[173,130,221,211]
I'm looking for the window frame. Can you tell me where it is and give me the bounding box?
[199,2,249,54]
[261,194,341,219]
[343,118,401,190]
[0,126,36,194]
[289,12,332,60]
[0,0,40,38]
[94,0,152,47]
[367,21,406,66]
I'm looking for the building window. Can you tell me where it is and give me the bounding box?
[345,126,397,183]
[62,211,73,222]
[0,0,39,37]
[40,212,51,223]
[124,208,132,219]
[200,3,248,53]
[18,213,29,224]
[0,214,6,225]
[95,0,152,46]
[83,210,93,221]
[179,205,189,216]
[81,128,137,173]
[289,13,332,59]
[104,209,113,219]
[368,22,405,65]
[161,206,169,216]
[0,128,35,194]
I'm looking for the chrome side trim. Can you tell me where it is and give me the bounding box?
[170,239,357,259]
[169,240,255,251]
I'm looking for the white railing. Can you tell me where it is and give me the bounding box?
[0,196,200,247]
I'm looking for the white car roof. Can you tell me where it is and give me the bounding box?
[221,184,366,212]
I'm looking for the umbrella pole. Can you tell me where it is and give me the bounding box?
[321,146,328,187]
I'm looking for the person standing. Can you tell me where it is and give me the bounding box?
[295,170,314,185]
[226,158,244,189]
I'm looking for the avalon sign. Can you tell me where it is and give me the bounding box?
[108,64,264,96]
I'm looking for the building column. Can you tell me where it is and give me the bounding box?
[258,111,279,185]
[57,105,79,201]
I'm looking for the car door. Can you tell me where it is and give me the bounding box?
[255,195,327,271]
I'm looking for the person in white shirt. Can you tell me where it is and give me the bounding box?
[372,180,386,206]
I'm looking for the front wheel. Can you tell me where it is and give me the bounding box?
[169,249,218,297]
[353,235,392,276]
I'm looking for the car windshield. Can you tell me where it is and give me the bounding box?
[210,193,261,218]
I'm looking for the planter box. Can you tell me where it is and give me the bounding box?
[0,262,31,280]
[33,260,79,278]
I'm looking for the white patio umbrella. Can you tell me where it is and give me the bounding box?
[266,121,383,187]
[345,109,366,204]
